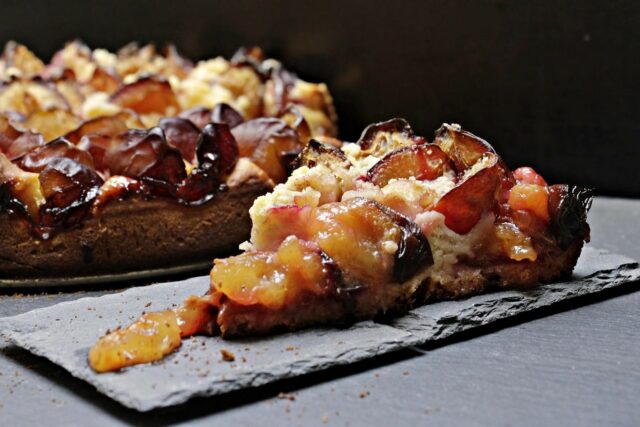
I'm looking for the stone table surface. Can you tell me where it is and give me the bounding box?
[0,196,638,427]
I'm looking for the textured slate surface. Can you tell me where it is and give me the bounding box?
[0,246,638,412]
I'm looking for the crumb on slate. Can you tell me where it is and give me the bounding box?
[220,348,235,362]
[277,392,296,401]
[359,391,370,399]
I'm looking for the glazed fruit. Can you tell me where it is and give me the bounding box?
[105,128,186,189]
[434,154,502,234]
[159,117,201,164]
[232,118,303,182]
[356,118,425,157]
[212,236,335,309]
[110,76,179,115]
[434,123,495,172]
[367,144,453,187]
[38,157,103,228]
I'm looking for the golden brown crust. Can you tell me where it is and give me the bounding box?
[0,161,272,279]
[421,239,585,301]
[213,239,586,337]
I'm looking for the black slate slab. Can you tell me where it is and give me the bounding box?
[0,246,638,412]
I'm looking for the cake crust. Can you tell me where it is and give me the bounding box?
[0,159,273,279]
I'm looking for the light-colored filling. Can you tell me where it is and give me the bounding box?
[247,141,490,282]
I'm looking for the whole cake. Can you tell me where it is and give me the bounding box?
[0,41,337,278]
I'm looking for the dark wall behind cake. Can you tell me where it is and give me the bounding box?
[0,0,638,196]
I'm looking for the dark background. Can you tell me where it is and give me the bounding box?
[1,0,638,196]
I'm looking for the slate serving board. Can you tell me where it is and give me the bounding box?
[1,246,638,412]
[0,261,211,289]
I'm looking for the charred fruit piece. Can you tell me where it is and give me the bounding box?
[548,184,593,249]
[159,117,201,164]
[434,123,495,172]
[231,118,302,183]
[356,118,425,157]
[105,127,186,190]
[110,76,179,115]
[377,203,434,282]
[38,157,103,228]
[434,154,501,234]
[19,138,95,172]
[367,144,453,187]
[292,138,349,171]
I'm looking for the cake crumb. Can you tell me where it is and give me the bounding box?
[277,392,296,401]
[220,348,235,362]
[322,415,329,424]
[359,391,370,398]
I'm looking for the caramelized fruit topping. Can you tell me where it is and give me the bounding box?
[0,116,44,160]
[111,76,179,115]
[434,154,501,234]
[251,198,432,286]
[434,123,495,172]
[212,236,336,309]
[89,310,182,373]
[232,118,303,182]
[159,117,200,164]
[38,157,103,228]
[64,115,129,144]
[367,144,453,187]
[356,118,425,157]
[105,127,186,191]
[548,184,593,249]
[19,138,95,172]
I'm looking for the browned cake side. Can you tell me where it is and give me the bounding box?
[0,162,273,279]
[214,239,585,337]
[422,239,586,301]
